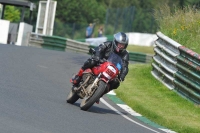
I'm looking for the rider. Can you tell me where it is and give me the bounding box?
[70,32,129,94]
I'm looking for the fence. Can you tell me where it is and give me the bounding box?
[28,32,152,63]
[53,7,158,39]
[152,32,200,104]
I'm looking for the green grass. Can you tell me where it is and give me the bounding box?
[154,5,200,54]
[115,64,200,133]
[127,45,155,55]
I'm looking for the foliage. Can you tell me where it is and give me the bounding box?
[4,0,200,38]
[178,0,200,8]
[4,6,20,22]
[154,5,200,53]
[56,0,106,24]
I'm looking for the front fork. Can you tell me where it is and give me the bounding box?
[84,74,101,98]
[73,73,101,98]
[74,73,110,98]
[91,73,110,96]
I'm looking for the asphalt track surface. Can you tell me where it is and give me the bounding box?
[0,44,165,133]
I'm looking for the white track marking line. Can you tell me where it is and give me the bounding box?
[117,104,142,116]
[100,98,161,133]
[159,129,176,133]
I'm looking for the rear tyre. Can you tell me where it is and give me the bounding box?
[66,88,79,104]
[80,80,106,111]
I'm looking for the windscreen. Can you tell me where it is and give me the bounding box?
[107,53,123,71]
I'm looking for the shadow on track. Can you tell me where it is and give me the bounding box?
[66,101,128,116]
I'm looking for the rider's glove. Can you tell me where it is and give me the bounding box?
[119,74,125,82]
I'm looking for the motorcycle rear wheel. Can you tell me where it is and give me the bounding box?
[66,88,79,104]
[80,80,106,111]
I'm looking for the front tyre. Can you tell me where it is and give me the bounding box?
[80,80,106,111]
[66,88,79,104]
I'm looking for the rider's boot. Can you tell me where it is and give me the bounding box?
[70,68,84,85]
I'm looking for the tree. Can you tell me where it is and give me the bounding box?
[56,0,106,23]
[4,6,20,22]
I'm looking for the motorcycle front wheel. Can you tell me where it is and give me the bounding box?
[80,80,106,111]
[66,87,79,104]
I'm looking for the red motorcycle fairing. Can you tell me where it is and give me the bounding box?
[91,62,119,83]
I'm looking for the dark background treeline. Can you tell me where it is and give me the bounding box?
[7,0,200,38]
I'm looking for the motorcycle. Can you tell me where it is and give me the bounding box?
[66,48,123,111]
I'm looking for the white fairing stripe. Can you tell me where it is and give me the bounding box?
[102,72,111,79]
[108,66,116,73]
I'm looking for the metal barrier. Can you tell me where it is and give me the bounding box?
[28,33,89,53]
[28,32,152,63]
[129,52,152,63]
[66,38,89,53]
[152,32,200,104]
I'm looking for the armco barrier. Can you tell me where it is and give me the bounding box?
[66,38,90,53]
[175,46,200,103]
[29,33,89,53]
[129,52,152,63]
[152,32,200,104]
[28,32,152,63]
[42,36,67,51]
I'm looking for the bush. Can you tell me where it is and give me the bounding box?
[154,5,200,53]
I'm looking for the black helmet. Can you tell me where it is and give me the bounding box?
[113,32,129,53]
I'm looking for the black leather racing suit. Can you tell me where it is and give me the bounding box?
[81,41,129,91]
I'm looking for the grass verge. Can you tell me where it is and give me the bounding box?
[115,63,200,133]
[154,5,200,54]
[127,45,155,55]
